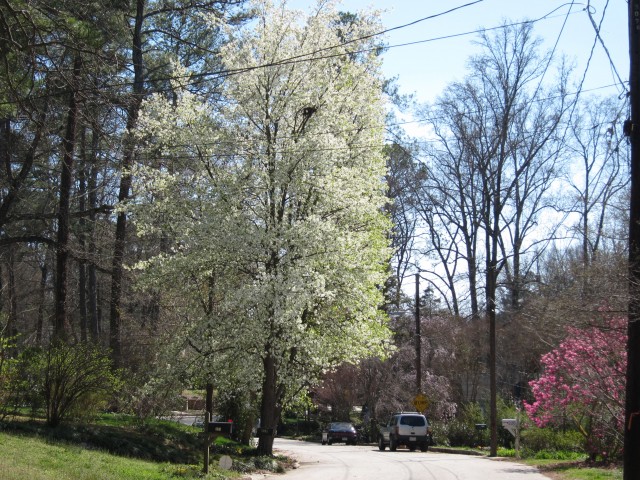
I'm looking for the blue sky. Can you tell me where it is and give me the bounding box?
[287,0,628,104]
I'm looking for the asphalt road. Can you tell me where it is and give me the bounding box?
[251,438,552,480]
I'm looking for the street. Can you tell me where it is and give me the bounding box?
[251,438,552,480]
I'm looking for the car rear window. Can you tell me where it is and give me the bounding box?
[330,422,354,431]
[399,416,426,427]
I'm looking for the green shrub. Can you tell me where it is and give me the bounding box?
[532,450,585,461]
[33,342,119,427]
[0,335,19,419]
[435,402,488,448]
[521,426,584,456]
[278,418,320,437]
[436,419,475,447]
[497,447,515,457]
[216,390,260,444]
[3,345,46,418]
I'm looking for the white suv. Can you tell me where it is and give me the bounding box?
[378,412,432,452]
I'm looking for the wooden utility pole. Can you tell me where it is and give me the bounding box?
[415,273,422,394]
[626,1,640,478]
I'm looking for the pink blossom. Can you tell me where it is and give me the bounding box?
[524,315,626,459]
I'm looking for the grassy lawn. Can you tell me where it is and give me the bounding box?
[547,467,623,480]
[0,431,237,479]
[0,414,283,480]
[520,459,622,480]
[487,446,622,480]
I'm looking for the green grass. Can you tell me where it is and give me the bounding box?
[1,415,203,465]
[492,447,622,480]
[0,413,282,479]
[531,461,623,480]
[505,456,622,480]
[496,448,586,461]
[0,431,236,479]
[552,467,622,480]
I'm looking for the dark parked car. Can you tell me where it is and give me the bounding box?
[322,422,358,445]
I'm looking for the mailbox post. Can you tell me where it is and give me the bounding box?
[203,412,211,474]
[203,412,234,474]
[501,417,521,458]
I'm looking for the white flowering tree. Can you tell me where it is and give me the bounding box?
[129,0,392,454]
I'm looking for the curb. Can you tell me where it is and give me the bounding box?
[430,446,485,456]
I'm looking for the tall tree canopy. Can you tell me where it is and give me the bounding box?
[416,21,570,455]
[130,0,393,455]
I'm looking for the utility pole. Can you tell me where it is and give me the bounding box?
[415,273,422,394]
[625,1,640,478]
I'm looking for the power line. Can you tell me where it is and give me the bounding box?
[0,2,486,107]
[167,3,588,90]
[0,2,583,107]
[531,0,577,100]
[116,83,625,159]
[381,3,584,52]
[552,0,622,158]
[68,79,625,163]
[586,0,627,93]
[281,0,487,62]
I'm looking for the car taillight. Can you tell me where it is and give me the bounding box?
[394,425,399,435]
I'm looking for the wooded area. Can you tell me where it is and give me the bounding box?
[0,0,631,462]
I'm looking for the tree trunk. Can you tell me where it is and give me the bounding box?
[241,393,257,445]
[257,353,281,455]
[88,128,100,341]
[109,0,145,367]
[0,110,47,230]
[78,128,88,342]
[54,55,81,342]
[205,383,214,417]
[486,183,501,458]
[36,261,48,346]
[7,245,18,339]
[467,251,480,321]
[510,247,521,311]
[486,238,498,458]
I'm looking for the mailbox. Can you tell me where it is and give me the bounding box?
[501,419,517,437]
[203,418,233,474]
[208,421,233,436]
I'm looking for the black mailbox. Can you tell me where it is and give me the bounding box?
[208,421,233,435]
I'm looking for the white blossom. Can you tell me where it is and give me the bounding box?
[129,0,393,438]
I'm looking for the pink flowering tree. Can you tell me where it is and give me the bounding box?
[524,315,626,460]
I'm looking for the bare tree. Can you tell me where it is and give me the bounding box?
[565,95,629,302]
[417,22,569,455]
[416,89,485,319]
[384,140,421,307]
